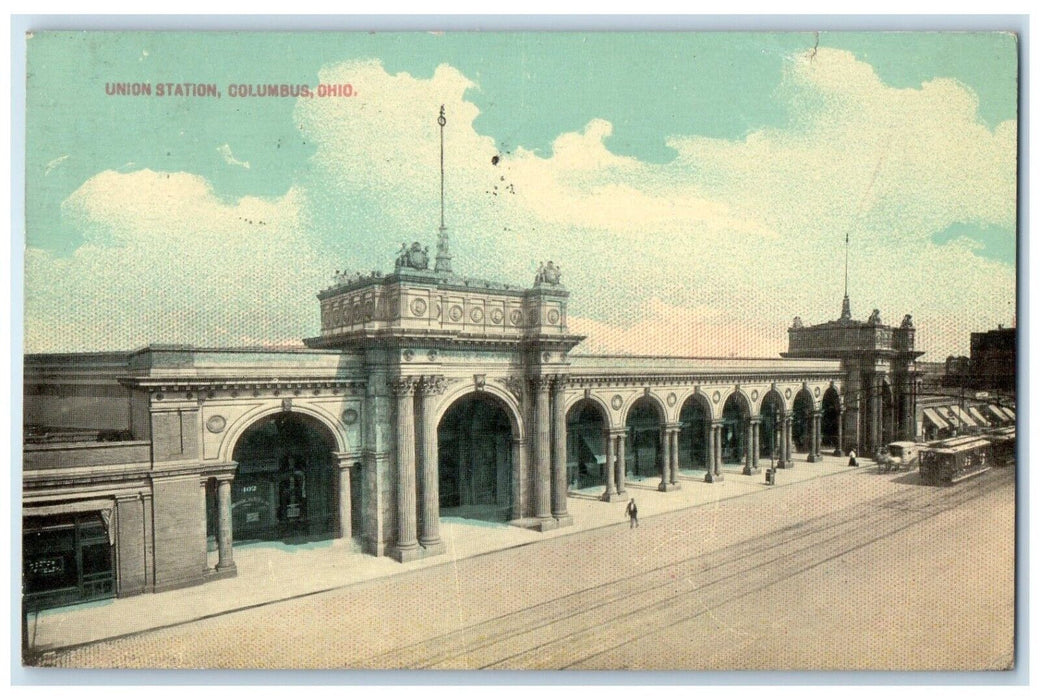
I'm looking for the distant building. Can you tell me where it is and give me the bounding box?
[969,326,1016,392]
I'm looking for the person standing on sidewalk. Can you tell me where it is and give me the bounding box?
[625,498,639,528]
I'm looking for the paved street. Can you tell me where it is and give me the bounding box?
[31,465,1015,671]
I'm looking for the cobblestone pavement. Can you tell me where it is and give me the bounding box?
[29,466,1015,671]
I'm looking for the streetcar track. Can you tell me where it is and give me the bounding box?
[369,476,994,669]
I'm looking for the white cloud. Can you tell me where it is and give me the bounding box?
[26,170,319,352]
[25,49,1017,360]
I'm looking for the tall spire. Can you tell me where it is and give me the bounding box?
[434,105,453,274]
[840,230,852,321]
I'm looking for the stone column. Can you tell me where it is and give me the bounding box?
[215,475,235,572]
[333,454,353,541]
[752,420,761,470]
[390,376,419,561]
[808,410,819,462]
[836,408,845,456]
[551,376,573,526]
[510,437,524,521]
[658,425,671,491]
[417,376,446,554]
[669,428,680,485]
[815,413,823,459]
[784,417,794,465]
[616,431,628,496]
[743,419,754,474]
[532,376,554,528]
[704,422,716,482]
[602,429,616,502]
[776,413,788,469]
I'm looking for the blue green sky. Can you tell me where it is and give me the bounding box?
[25,31,1018,358]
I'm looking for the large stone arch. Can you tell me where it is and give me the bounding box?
[436,391,516,520]
[792,387,816,455]
[624,394,667,481]
[619,390,668,426]
[564,391,615,431]
[216,410,341,545]
[821,385,842,452]
[677,391,712,471]
[432,381,526,443]
[565,396,611,491]
[719,390,752,467]
[217,401,349,464]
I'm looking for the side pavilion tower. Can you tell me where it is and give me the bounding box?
[783,293,923,458]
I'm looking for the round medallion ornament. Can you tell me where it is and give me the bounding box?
[206,415,226,434]
[449,305,464,322]
[611,394,624,410]
[547,309,561,324]
[667,392,677,407]
[402,349,414,362]
[712,391,721,404]
[814,386,821,398]
[470,307,484,323]
[751,389,759,401]
[342,408,359,425]
[510,309,524,326]
[410,298,427,317]
[542,351,552,362]
[490,308,504,324]
[785,388,792,399]
[427,350,438,361]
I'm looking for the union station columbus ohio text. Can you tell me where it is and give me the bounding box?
[22,109,921,611]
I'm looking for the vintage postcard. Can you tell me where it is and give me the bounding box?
[20,30,1017,671]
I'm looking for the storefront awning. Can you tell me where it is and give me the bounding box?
[23,499,115,544]
[967,407,990,426]
[951,406,979,427]
[985,405,1010,422]
[922,408,950,431]
[581,435,607,466]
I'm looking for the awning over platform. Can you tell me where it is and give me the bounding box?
[950,406,979,427]
[922,408,950,431]
[967,406,990,426]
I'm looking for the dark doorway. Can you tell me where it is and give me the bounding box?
[214,412,338,546]
[566,400,607,490]
[822,387,841,450]
[793,389,814,454]
[678,396,710,470]
[626,397,663,479]
[438,393,513,521]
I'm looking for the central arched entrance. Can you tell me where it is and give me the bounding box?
[213,412,340,546]
[437,393,513,522]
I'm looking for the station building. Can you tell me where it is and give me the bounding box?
[22,241,921,610]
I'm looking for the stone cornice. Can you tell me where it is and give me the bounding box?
[120,377,367,395]
[564,371,843,387]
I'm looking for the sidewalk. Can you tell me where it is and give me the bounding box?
[26,453,869,653]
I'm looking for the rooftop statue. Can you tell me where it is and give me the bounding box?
[901,314,914,329]
[868,309,882,325]
[792,316,804,329]
[396,241,430,271]
[535,260,562,286]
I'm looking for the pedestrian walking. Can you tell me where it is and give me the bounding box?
[625,498,638,528]
[848,449,858,467]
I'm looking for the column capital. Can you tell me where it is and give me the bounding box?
[389,375,418,396]
[551,374,570,394]
[529,375,554,393]
[417,374,448,396]
[663,422,683,433]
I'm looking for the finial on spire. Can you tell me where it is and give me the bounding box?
[435,104,453,274]
[840,230,851,321]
